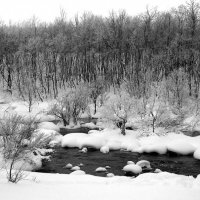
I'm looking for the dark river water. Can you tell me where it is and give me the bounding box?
[36,147,200,177]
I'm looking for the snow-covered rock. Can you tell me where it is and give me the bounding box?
[136,160,151,169]
[65,163,73,169]
[127,161,135,165]
[123,164,142,174]
[71,166,80,171]
[194,148,200,160]
[95,167,107,172]
[80,147,88,153]
[100,146,109,153]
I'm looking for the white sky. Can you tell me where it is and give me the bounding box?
[0,0,187,24]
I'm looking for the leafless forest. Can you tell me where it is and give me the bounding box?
[0,0,200,104]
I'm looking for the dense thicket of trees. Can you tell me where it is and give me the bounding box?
[0,0,200,100]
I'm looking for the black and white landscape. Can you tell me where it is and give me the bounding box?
[0,0,200,200]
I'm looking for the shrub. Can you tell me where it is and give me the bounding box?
[48,85,89,126]
[0,114,48,183]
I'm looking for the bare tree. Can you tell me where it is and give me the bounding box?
[145,81,168,133]
[103,91,136,135]
[48,96,71,126]
[89,77,104,114]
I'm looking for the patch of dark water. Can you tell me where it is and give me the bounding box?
[36,147,200,177]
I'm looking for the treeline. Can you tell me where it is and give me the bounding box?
[0,0,200,99]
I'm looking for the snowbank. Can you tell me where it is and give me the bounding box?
[0,100,56,122]
[38,122,60,132]
[61,129,140,150]
[61,130,200,160]
[0,171,200,200]
[167,141,196,155]
[70,170,86,175]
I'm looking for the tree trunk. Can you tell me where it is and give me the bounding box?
[152,117,156,133]
[121,119,126,135]
[94,99,97,115]
[63,118,67,126]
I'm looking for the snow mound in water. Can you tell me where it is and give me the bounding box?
[127,161,135,165]
[61,129,139,151]
[71,166,80,171]
[100,146,109,153]
[136,160,151,169]
[80,147,88,153]
[95,167,107,172]
[106,140,122,150]
[123,164,142,174]
[194,148,200,160]
[61,133,88,148]
[167,141,196,155]
[82,135,106,149]
[61,130,200,160]
[65,163,73,169]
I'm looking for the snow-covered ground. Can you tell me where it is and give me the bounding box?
[0,171,200,200]
[0,92,200,200]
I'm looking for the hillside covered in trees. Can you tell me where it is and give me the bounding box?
[0,0,200,100]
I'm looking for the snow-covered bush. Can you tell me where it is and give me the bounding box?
[48,96,71,126]
[48,85,89,125]
[0,114,49,183]
[103,91,136,135]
